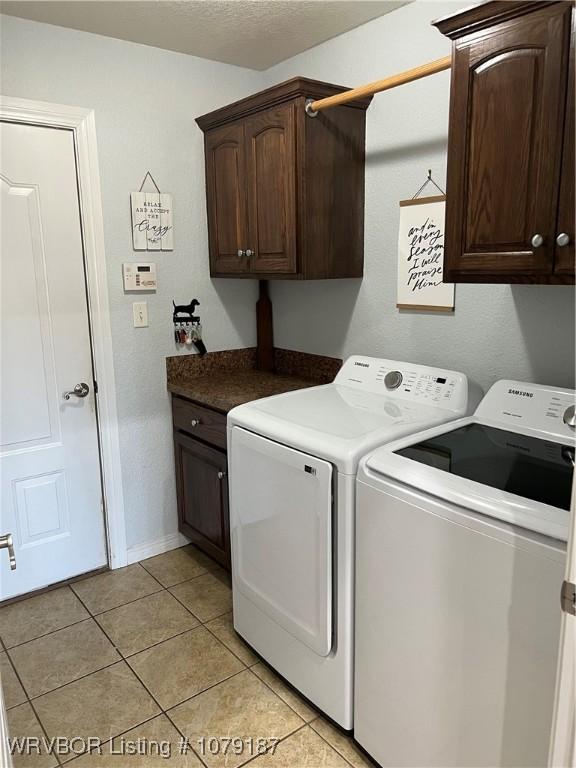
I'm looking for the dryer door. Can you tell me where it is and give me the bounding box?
[230,427,333,656]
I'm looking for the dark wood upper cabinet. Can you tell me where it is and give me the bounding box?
[434,1,575,284]
[204,122,249,275]
[197,78,371,279]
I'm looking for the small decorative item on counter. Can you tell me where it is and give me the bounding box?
[172,299,207,355]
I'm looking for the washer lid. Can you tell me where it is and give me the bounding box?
[395,422,573,511]
[363,417,573,541]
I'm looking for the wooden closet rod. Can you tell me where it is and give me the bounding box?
[306,55,452,115]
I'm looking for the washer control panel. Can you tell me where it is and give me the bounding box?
[562,404,575,428]
[476,380,576,442]
[335,356,470,411]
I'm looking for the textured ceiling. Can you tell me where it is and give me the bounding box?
[0,0,409,70]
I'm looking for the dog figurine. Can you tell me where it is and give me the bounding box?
[172,299,200,319]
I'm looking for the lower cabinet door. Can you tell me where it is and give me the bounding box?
[174,431,230,570]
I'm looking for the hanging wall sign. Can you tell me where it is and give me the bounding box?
[130,191,173,251]
[131,172,173,251]
[396,195,454,311]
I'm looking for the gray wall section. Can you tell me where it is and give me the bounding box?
[263,1,575,394]
[1,14,262,552]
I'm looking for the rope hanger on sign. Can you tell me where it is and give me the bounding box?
[412,170,446,199]
[138,171,161,193]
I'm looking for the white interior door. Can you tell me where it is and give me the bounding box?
[230,427,333,656]
[0,121,107,600]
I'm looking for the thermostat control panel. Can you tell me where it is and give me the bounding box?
[123,262,157,291]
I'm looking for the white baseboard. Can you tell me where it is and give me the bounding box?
[126,531,190,565]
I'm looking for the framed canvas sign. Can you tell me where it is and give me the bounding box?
[131,191,173,251]
[396,195,454,311]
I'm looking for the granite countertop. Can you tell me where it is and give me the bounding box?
[167,348,342,414]
[168,369,319,413]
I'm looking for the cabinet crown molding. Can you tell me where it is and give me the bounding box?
[433,0,570,39]
[196,76,372,132]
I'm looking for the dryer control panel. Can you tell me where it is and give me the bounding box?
[334,356,472,413]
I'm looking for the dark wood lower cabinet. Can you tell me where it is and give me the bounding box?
[173,429,231,570]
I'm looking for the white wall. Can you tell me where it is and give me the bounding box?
[0,14,262,555]
[264,1,576,393]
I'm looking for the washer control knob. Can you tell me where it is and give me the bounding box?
[563,405,575,429]
[384,370,403,390]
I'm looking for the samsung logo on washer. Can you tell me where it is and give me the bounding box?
[508,389,534,398]
[354,362,370,368]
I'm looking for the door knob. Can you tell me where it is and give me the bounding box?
[531,234,544,248]
[237,249,246,258]
[556,232,570,247]
[217,471,227,480]
[63,382,90,400]
[0,534,16,570]
[245,249,255,258]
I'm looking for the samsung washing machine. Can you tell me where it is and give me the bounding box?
[355,379,574,766]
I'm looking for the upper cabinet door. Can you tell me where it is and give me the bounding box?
[245,105,297,275]
[444,3,572,281]
[554,17,575,277]
[204,122,249,275]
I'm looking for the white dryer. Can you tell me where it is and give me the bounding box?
[228,355,478,729]
[355,380,575,767]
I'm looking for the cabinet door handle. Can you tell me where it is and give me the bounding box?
[245,249,254,258]
[217,471,226,480]
[237,249,246,258]
[531,233,544,248]
[190,418,202,427]
[556,233,570,247]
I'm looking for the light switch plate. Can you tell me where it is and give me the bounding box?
[132,301,148,328]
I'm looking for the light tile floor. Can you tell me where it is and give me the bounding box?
[0,545,373,768]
